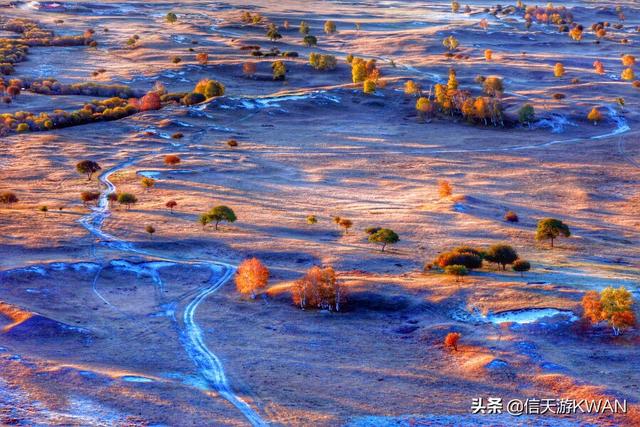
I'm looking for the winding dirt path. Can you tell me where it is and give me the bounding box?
[77,159,267,426]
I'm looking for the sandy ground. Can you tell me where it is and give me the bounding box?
[0,0,639,426]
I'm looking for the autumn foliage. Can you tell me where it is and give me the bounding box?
[236,258,269,299]
[291,266,345,311]
[582,287,636,336]
[140,91,161,111]
[444,332,461,351]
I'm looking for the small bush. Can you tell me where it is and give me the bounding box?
[444,265,468,281]
[504,211,519,222]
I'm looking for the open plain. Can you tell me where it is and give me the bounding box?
[0,0,639,425]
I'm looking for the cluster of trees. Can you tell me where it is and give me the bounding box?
[582,287,635,336]
[308,53,337,71]
[0,78,23,103]
[291,266,345,311]
[26,79,140,98]
[413,70,505,127]
[235,259,347,313]
[429,218,570,280]
[3,76,227,134]
[198,205,237,230]
[348,56,380,94]
[240,11,264,25]
[0,96,141,135]
[432,244,530,280]
[0,18,93,77]
[0,191,18,205]
[523,5,573,29]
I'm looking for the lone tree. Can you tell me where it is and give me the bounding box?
[196,52,209,65]
[0,191,18,205]
[38,205,48,217]
[145,225,156,238]
[299,21,310,35]
[504,211,519,222]
[368,228,399,252]
[235,258,269,299]
[484,244,518,270]
[76,160,101,181]
[164,155,181,166]
[272,60,286,80]
[166,200,177,213]
[194,79,225,98]
[444,332,461,351]
[80,191,100,206]
[535,218,570,248]
[107,192,117,208]
[117,192,138,209]
[582,287,636,336]
[306,215,317,225]
[339,218,353,234]
[554,63,565,77]
[512,259,531,277]
[266,24,282,42]
[303,34,317,47]
[404,80,420,96]
[166,12,177,23]
[587,107,603,125]
[141,177,156,191]
[205,205,237,230]
[445,264,468,282]
[518,104,535,127]
[438,180,453,198]
[442,35,459,51]
[324,20,337,34]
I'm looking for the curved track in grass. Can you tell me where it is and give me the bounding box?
[77,160,267,427]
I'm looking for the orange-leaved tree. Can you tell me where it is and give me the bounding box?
[236,258,269,299]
